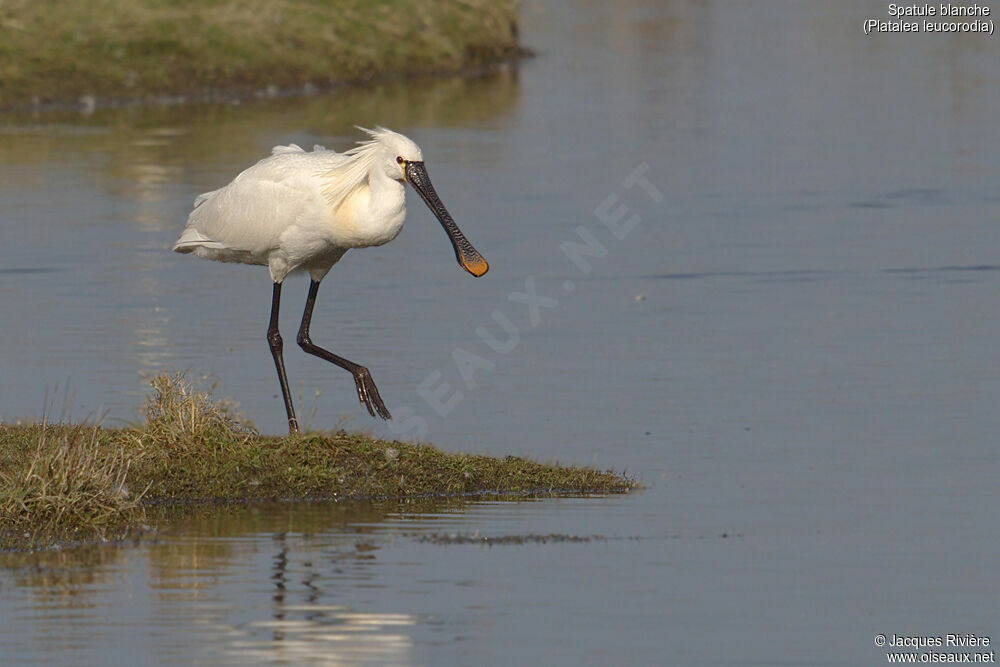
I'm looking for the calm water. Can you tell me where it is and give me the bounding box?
[2,1,999,664]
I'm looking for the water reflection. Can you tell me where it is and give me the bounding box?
[221,609,415,665]
[0,499,474,664]
[1,495,634,666]
[9,542,126,601]
[0,68,520,206]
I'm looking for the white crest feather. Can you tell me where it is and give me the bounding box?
[319,127,385,210]
[320,126,420,210]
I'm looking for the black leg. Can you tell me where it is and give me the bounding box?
[296,280,392,420]
[267,282,299,434]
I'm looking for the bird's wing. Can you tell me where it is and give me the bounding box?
[271,143,334,155]
[271,144,305,155]
[177,151,340,255]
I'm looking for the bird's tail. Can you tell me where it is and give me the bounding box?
[173,226,224,253]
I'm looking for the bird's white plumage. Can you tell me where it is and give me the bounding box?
[174,127,424,282]
[173,126,488,430]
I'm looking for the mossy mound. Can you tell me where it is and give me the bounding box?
[0,374,637,549]
[0,0,521,110]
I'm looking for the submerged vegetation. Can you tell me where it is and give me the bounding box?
[0,375,636,550]
[0,0,521,110]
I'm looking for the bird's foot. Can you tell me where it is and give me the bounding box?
[352,367,392,420]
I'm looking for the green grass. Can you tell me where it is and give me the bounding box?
[0,0,521,109]
[0,374,637,550]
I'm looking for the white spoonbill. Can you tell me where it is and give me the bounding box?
[173,127,488,433]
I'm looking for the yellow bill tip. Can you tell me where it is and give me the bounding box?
[462,254,489,277]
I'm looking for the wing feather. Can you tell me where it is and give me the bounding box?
[174,148,343,257]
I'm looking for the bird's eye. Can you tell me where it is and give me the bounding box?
[396,156,405,164]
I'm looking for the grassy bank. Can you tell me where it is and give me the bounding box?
[0,375,636,550]
[0,0,520,110]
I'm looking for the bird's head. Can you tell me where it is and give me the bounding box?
[375,131,424,181]
[358,126,489,278]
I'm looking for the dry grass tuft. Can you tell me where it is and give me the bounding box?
[0,423,148,548]
[143,373,255,444]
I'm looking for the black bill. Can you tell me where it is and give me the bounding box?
[405,161,489,277]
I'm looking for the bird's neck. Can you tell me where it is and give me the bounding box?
[334,165,406,248]
[366,167,405,216]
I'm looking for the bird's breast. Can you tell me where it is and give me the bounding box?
[330,181,406,248]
